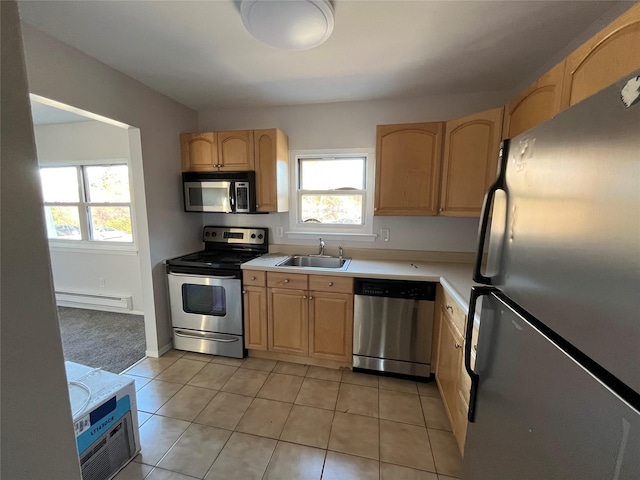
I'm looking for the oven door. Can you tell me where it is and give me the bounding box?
[183,181,233,213]
[168,272,242,335]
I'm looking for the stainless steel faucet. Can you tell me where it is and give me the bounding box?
[318,237,325,256]
[338,245,344,259]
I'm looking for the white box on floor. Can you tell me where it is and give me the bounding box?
[65,361,141,480]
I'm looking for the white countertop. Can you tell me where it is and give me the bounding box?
[242,253,479,313]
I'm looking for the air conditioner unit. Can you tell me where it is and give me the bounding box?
[65,362,141,480]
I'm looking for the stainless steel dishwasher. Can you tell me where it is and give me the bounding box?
[353,278,436,378]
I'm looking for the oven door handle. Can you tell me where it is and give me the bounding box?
[174,330,239,343]
[168,272,238,280]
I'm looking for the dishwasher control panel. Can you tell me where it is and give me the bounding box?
[354,278,436,300]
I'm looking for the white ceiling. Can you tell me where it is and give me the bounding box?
[19,1,622,111]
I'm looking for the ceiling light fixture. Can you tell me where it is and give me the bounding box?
[240,0,335,51]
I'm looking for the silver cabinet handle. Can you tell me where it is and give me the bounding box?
[302,295,307,299]
[328,282,333,286]
[455,342,462,349]
[309,296,313,300]
[251,276,256,281]
[283,279,289,283]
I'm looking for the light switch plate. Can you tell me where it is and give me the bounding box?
[381,229,390,242]
[276,227,284,237]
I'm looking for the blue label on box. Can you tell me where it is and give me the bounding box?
[76,394,131,454]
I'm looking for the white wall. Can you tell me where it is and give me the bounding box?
[198,92,508,254]
[34,121,145,312]
[21,24,201,355]
[1,2,81,478]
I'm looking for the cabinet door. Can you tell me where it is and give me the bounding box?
[268,288,308,355]
[440,107,503,217]
[254,129,289,212]
[502,61,565,139]
[243,286,267,350]
[375,122,444,216]
[309,291,353,362]
[180,132,218,171]
[454,389,469,455]
[561,3,640,108]
[218,130,255,171]
[436,311,464,432]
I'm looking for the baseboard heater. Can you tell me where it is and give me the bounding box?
[56,291,133,311]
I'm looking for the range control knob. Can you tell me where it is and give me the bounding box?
[251,234,256,239]
[258,234,263,239]
[205,232,210,237]
[212,232,217,237]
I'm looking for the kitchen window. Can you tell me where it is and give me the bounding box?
[288,149,375,240]
[40,163,134,245]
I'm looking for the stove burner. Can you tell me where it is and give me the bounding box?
[166,226,268,273]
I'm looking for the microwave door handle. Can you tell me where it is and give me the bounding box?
[229,183,235,212]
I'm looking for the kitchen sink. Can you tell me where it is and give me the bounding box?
[276,255,351,270]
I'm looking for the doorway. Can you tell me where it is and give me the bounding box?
[30,96,150,373]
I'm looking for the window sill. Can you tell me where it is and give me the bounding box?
[48,242,138,255]
[285,231,377,242]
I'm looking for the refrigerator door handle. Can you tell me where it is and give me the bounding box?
[465,286,498,422]
[473,139,510,285]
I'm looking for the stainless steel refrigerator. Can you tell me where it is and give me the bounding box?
[462,70,640,479]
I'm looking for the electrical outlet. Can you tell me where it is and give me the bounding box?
[381,229,390,242]
[276,227,284,237]
[99,277,105,288]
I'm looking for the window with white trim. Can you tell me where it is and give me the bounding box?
[289,149,375,238]
[40,163,134,244]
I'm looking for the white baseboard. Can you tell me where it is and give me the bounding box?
[55,290,139,314]
[146,341,173,358]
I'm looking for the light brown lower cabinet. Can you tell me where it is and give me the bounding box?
[309,291,353,362]
[243,271,268,350]
[435,288,470,456]
[268,287,309,356]
[244,271,354,362]
[243,286,268,350]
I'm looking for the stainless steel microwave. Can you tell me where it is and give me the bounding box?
[182,171,256,213]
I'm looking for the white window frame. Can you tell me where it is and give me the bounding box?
[287,148,376,241]
[41,159,137,251]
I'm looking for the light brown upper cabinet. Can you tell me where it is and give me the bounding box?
[375,122,444,216]
[180,132,218,171]
[440,107,503,217]
[217,130,255,171]
[181,130,254,172]
[254,129,289,213]
[502,61,566,139]
[561,3,640,108]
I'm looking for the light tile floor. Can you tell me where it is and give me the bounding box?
[116,350,462,480]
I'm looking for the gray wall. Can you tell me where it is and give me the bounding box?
[21,24,201,355]
[1,1,81,478]
[197,93,508,254]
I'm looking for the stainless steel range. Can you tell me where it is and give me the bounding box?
[165,226,268,358]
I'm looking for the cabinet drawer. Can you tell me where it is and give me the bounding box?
[267,272,308,290]
[441,287,467,334]
[243,270,266,287]
[308,275,353,294]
